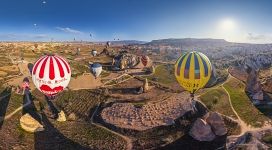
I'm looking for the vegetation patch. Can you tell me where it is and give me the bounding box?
[223,77,269,127]
[100,71,111,78]
[146,64,176,85]
[262,134,272,144]
[55,122,127,150]
[200,87,238,119]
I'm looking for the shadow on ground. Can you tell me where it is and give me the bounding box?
[159,134,227,150]
[22,88,91,150]
[0,87,12,129]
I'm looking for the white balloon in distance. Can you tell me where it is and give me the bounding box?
[32,55,71,97]
[90,63,102,78]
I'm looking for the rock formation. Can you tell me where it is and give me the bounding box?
[143,78,149,93]
[151,66,155,74]
[262,77,272,93]
[189,118,216,141]
[68,113,77,121]
[57,110,66,122]
[112,52,140,70]
[228,66,248,82]
[190,112,227,141]
[245,67,264,102]
[227,130,271,150]
[20,113,44,133]
[243,54,272,70]
[205,112,227,136]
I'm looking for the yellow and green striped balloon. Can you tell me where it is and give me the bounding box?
[175,51,212,94]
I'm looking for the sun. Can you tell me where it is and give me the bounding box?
[219,19,236,31]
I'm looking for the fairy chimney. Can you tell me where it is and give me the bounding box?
[143,78,149,93]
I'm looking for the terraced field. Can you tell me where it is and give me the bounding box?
[55,89,108,119]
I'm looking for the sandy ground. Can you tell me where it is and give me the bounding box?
[6,61,34,89]
[68,74,103,90]
[108,77,170,102]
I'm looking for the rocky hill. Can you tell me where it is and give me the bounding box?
[146,38,229,48]
[243,53,272,70]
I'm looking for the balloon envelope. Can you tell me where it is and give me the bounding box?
[32,55,71,96]
[175,51,212,94]
[141,55,149,67]
[91,50,97,56]
[90,63,102,78]
[106,42,110,47]
[27,63,34,75]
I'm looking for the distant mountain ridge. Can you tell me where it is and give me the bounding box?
[145,38,230,47]
[110,40,147,45]
[149,38,228,44]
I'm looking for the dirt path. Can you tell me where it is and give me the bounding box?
[68,74,103,90]
[224,74,272,134]
[102,73,134,87]
[221,78,255,134]
[198,68,272,136]
[90,103,133,150]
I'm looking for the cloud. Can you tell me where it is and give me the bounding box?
[0,33,17,39]
[56,27,83,34]
[33,34,48,39]
[0,33,48,41]
[247,33,267,40]
[245,33,272,43]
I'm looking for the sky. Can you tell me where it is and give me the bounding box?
[0,0,272,43]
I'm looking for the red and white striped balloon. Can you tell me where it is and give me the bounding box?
[141,55,149,67]
[32,55,71,96]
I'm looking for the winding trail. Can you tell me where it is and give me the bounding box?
[90,103,133,150]
[221,76,254,134]
[223,74,272,136]
[196,66,272,137]
[198,68,272,136]
[102,73,134,87]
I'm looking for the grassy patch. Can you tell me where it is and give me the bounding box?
[55,122,127,150]
[70,62,89,77]
[199,87,237,119]
[146,64,176,85]
[100,71,111,78]
[6,92,23,114]
[223,77,269,127]
[262,134,272,144]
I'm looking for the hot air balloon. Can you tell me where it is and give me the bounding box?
[76,48,80,55]
[91,50,97,56]
[89,63,102,78]
[27,63,34,75]
[141,55,149,67]
[22,77,30,89]
[106,41,111,48]
[34,44,38,49]
[175,51,212,97]
[32,55,71,98]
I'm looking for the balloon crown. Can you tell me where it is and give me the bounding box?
[47,53,55,56]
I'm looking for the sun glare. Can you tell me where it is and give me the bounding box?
[219,19,236,31]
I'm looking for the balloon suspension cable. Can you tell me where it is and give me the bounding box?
[190,93,195,100]
[190,92,197,113]
[47,53,55,56]
[45,95,57,103]
[45,95,59,119]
